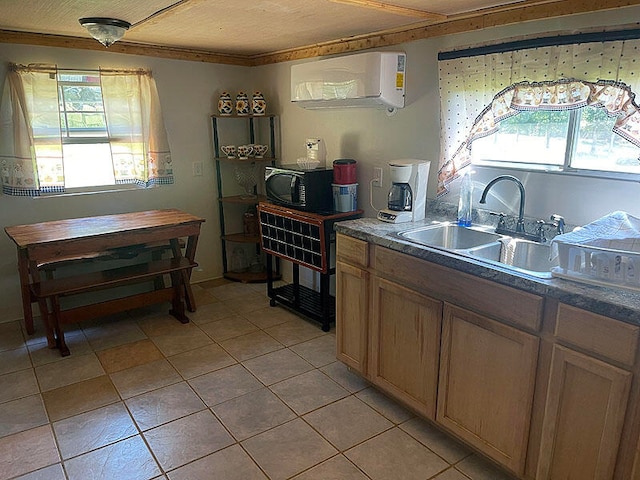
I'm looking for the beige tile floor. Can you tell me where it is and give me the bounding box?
[0,279,517,480]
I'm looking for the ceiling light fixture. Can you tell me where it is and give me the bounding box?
[79,17,131,48]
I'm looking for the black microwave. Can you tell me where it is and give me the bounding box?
[265,165,334,212]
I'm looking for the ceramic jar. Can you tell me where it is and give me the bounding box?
[217,92,233,116]
[235,91,250,116]
[252,91,267,116]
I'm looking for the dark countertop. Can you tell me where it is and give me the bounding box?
[335,216,640,325]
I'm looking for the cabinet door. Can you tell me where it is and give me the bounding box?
[336,260,369,375]
[437,303,539,475]
[370,277,442,419]
[536,345,632,480]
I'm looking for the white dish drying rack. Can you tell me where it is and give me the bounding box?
[552,238,640,291]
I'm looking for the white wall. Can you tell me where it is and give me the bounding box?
[0,43,258,321]
[256,6,640,228]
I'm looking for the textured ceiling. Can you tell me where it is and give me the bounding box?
[0,0,634,63]
[0,0,542,55]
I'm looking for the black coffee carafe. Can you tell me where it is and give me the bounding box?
[388,182,413,211]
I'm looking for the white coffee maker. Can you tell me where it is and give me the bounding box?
[377,160,430,223]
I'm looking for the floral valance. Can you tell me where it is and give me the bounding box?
[437,39,640,195]
[472,79,638,143]
[437,79,640,192]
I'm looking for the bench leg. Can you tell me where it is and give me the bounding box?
[40,270,57,348]
[171,238,197,313]
[50,296,70,356]
[37,297,56,349]
[168,271,189,324]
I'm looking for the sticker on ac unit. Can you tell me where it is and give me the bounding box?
[396,55,406,90]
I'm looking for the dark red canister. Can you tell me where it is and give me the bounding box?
[333,159,357,185]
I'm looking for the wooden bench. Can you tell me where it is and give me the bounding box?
[32,257,197,356]
[38,239,187,295]
[36,239,186,269]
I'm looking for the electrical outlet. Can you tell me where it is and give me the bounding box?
[373,167,383,187]
[192,161,203,176]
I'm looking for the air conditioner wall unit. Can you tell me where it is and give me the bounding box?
[290,51,406,110]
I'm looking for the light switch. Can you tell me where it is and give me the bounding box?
[192,162,203,176]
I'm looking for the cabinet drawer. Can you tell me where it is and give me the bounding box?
[337,234,369,268]
[374,245,544,332]
[555,303,639,367]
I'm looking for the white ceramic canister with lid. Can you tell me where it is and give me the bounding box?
[218,92,233,116]
[236,92,250,115]
[252,92,267,115]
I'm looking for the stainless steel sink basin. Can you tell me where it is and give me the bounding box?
[468,238,556,278]
[395,223,503,250]
[394,222,556,278]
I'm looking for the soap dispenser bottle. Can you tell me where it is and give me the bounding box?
[457,170,473,227]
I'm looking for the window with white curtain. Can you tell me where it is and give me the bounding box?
[470,86,640,175]
[46,71,113,189]
[437,37,640,195]
[0,64,173,196]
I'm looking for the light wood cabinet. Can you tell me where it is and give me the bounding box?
[554,303,639,368]
[437,303,539,475]
[369,276,442,419]
[374,245,544,332]
[335,235,640,480]
[335,260,369,374]
[335,233,371,375]
[535,303,637,480]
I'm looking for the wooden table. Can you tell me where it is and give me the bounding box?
[5,209,205,339]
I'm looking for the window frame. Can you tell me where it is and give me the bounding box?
[50,71,114,192]
[33,70,142,195]
[472,107,640,183]
[57,73,108,144]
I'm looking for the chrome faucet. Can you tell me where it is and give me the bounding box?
[550,214,565,235]
[535,214,566,243]
[479,175,528,235]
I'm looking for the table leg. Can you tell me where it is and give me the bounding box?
[16,249,35,335]
[180,235,199,312]
[30,260,55,347]
[50,296,69,356]
[169,271,189,324]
